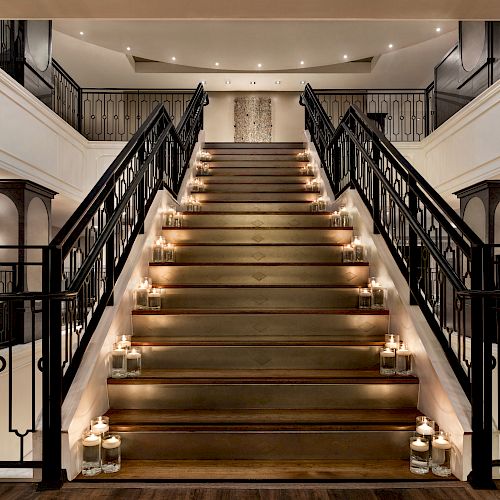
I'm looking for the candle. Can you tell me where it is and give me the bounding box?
[396,343,413,375]
[409,436,430,474]
[91,416,109,435]
[310,200,319,212]
[165,208,176,227]
[342,244,354,263]
[110,344,127,379]
[359,287,372,309]
[385,333,399,350]
[317,197,326,212]
[352,236,364,261]
[81,431,101,476]
[372,282,385,308]
[126,348,142,377]
[148,288,161,310]
[410,436,429,452]
[101,434,121,474]
[164,243,175,263]
[152,236,165,262]
[432,431,452,476]
[174,212,183,227]
[135,278,151,309]
[202,162,210,175]
[416,416,435,437]
[116,334,131,348]
[380,347,396,375]
[330,211,341,227]
[339,206,351,227]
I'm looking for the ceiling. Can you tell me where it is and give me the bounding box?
[53,20,456,72]
[2,0,500,19]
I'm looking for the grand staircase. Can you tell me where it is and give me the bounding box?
[91,142,428,480]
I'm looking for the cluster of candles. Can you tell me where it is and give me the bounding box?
[190,178,206,192]
[300,163,314,176]
[199,150,212,161]
[164,207,183,228]
[152,236,175,263]
[359,277,385,309]
[110,335,142,379]
[297,151,310,161]
[135,277,162,310]
[311,196,328,212]
[186,196,202,212]
[81,416,121,475]
[330,206,352,227]
[410,416,452,476]
[195,162,211,176]
[305,179,320,192]
[379,333,412,376]
[342,236,365,263]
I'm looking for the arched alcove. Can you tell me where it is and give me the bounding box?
[26,197,49,292]
[463,196,486,242]
[494,202,500,245]
[0,194,19,291]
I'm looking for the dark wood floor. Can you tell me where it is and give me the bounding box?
[1,482,499,500]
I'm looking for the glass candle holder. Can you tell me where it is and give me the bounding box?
[310,200,319,212]
[126,347,142,377]
[385,333,400,350]
[194,200,202,212]
[202,162,210,175]
[116,334,131,349]
[317,197,327,212]
[352,236,364,261]
[371,282,385,308]
[174,212,183,227]
[135,278,151,309]
[432,431,452,477]
[186,196,196,212]
[339,206,351,227]
[380,347,396,375]
[416,416,435,438]
[164,243,175,263]
[110,343,127,379]
[101,434,121,473]
[410,436,430,474]
[396,343,413,375]
[148,288,162,310]
[359,287,372,309]
[91,415,109,436]
[330,211,341,227]
[342,244,355,263]
[165,208,176,227]
[81,431,101,476]
[152,236,165,262]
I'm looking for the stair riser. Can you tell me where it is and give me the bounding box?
[139,288,362,310]
[108,383,418,410]
[132,313,389,338]
[208,160,308,166]
[157,245,343,263]
[115,430,412,460]
[139,346,380,370]
[203,176,311,184]
[160,228,352,244]
[195,193,317,202]
[200,184,311,193]
[149,264,369,286]
[189,203,321,212]
[205,149,304,155]
[205,142,304,150]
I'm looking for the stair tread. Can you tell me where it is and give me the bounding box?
[132,308,389,315]
[108,369,418,384]
[75,459,453,481]
[132,337,385,346]
[105,408,421,426]
[149,262,368,266]
[162,225,351,228]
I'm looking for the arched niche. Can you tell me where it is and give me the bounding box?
[0,194,19,290]
[463,196,486,242]
[26,197,49,292]
[495,202,500,245]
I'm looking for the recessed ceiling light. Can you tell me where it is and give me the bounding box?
[250,81,256,85]
[257,63,262,68]
[275,80,281,84]
[436,27,441,32]
[300,60,305,65]
[225,80,231,84]
[343,54,348,59]
[300,80,306,84]
[201,80,207,84]
[79,31,84,36]
[215,62,220,66]
[388,44,393,49]
[171,56,176,61]
[126,46,131,51]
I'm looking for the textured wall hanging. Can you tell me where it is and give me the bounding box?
[234,97,272,142]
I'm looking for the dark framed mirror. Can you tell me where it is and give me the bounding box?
[26,20,52,72]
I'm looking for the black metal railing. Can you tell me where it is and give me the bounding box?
[302,83,497,488]
[0,83,208,489]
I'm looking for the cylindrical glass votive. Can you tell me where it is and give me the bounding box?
[101,434,121,473]
[380,347,396,375]
[91,415,109,436]
[342,244,354,263]
[148,288,162,310]
[385,333,400,350]
[110,343,127,379]
[359,288,372,309]
[317,197,326,211]
[81,431,101,476]
[116,334,131,349]
[339,206,351,227]
[432,431,452,477]
[165,208,176,227]
[135,277,151,309]
[330,211,341,227]
[410,436,430,474]
[371,283,385,308]
[396,344,413,375]
[152,236,165,262]
[164,243,175,262]
[126,347,142,377]
[352,236,364,261]
[416,416,435,439]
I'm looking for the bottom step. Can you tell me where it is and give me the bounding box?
[75,459,455,481]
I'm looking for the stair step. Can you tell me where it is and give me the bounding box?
[76,459,452,481]
[203,176,312,184]
[136,344,381,370]
[157,244,344,262]
[206,167,306,175]
[205,148,304,155]
[107,369,418,410]
[195,192,317,202]
[201,183,313,192]
[205,142,304,149]
[197,202,317,212]
[138,287,364,310]
[209,155,306,162]
[132,311,389,338]
[132,337,386,346]
[149,263,369,286]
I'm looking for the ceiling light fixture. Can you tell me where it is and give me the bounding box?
[436,27,441,32]
[388,44,393,49]
[275,80,281,84]
[215,62,220,66]
[300,80,306,84]
[300,60,305,65]
[171,56,176,61]
[79,31,84,36]
[257,63,262,68]
[201,80,207,84]
[126,46,131,51]
[225,80,231,84]
[343,54,348,59]
[250,81,256,85]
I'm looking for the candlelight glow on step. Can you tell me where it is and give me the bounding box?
[152,237,175,263]
[164,207,182,227]
[300,163,314,176]
[380,335,414,377]
[199,151,211,161]
[190,178,205,192]
[135,277,152,309]
[186,196,202,212]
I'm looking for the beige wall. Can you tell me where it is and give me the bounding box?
[204,91,304,143]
